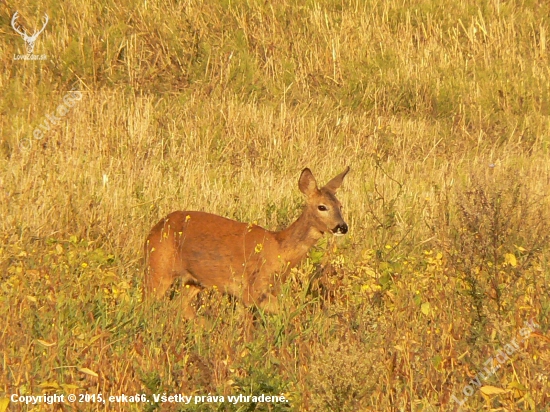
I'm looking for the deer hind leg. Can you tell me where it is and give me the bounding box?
[143,255,173,299]
[180,283,202,319]
[144,237,182,299]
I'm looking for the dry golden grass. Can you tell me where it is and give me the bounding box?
[1,0,549,410]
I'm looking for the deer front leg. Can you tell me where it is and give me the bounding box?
[244,271,280,314]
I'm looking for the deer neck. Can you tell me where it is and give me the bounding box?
[275,209,324,267]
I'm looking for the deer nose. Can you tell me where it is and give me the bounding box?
[332,223,348,235]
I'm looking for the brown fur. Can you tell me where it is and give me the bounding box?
[144,167,349,317]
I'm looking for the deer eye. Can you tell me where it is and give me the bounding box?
[318,205,328,211]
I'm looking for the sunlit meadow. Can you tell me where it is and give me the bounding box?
[1,0,549,410]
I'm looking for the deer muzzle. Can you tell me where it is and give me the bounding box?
[331,223,348,236]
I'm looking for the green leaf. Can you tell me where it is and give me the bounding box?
[505,253,517,267]
[421,302,431,315]
[0,398,9,412]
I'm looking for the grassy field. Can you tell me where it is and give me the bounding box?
[1,0,549,410]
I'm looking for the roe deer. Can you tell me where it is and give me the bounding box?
[144,166,349,317]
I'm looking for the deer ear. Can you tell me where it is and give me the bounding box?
[298,168,318,197]
[324,166,350,193]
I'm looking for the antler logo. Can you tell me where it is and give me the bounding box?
[11,11,49,55]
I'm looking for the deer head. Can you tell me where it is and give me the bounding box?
[11,12,49,55]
